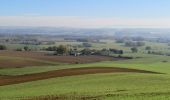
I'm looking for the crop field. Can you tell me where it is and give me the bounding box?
[0,67,161,86]
[1,39,170,100]
[0,51,126,69]
[0,50,170,100]
[1,1,170,99]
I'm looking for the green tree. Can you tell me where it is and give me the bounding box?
[82,42,92,47]
[131,47,138,53]
[24,46,29,51]
[145,46,151,50]
[81,48,92,55]
[0,45,6,50]
[56,45,68,55]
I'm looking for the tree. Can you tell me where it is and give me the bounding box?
[77,38,90,42]
[15,48,23,51]
[115,39,124,43]
[82,42,92,47]
[0,45,6,50]
[145,46,151,50]
[125,41,145,47]
[148,51,151,54]
[109,49,124,54]
[81,48,92,55]
[56,45,68,55]
[136,41,145,46]
[46,46,57,51]
[131,47,138,53]
[24,46,29,51]
[101,48,110,56]
[119,50,124,55]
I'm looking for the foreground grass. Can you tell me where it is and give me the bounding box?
[0,73,170,100]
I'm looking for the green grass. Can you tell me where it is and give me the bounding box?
[1,53,170,75]
[0,54,170,99]
[1,73,170,100]
[1,40,170,99]
[0,66,60,76]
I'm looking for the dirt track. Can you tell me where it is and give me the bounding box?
[0,67,162,86]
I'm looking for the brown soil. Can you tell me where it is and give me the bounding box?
[0,59,52,68]
[0,51,127,68]
[0,67,161,86]
[0,51,121,63]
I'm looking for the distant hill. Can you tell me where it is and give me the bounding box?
[0,26,170,38]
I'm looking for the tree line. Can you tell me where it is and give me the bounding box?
[45,45,124,56]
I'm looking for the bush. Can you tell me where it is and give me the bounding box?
[81,48,92,55]
[145,46,151,50]
[82,42,92,47]
[125,41,145,47]
[0,45,7,50]
[116,39,124,43]
[56,45,68,55]
[46,46,57,51]
[15,48,23,51]
[24,46,30,51]
[131,47,138,53]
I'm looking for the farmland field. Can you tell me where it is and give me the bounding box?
[0,51,123,66]
[1,31,170,100]
[1,49,170,99]
[1,0,170,99]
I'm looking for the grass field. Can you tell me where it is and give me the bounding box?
[1,40,170,100]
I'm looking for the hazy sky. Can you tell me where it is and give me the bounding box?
[0,0,170,28]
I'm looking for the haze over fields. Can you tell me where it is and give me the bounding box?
[1,0,170,100]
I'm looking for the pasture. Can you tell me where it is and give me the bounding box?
[0,40,170,100]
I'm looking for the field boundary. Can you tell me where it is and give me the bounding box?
[0,67,163,86]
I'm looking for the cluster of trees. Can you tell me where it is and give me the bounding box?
[0,44,35,51]
[109,49,123,54]
[125,41,145,47]
[81,48,95,55]
[82,42,92,47]
[148,51,166,55]
[131,47,138,53]
[79,48,124,56]
[116,39,124,43]
[77,38,90,42]
[97,48,123,56]
[147,51,170,57]
[115,37,144,44]
[45,45,68,55]
[0,45,6,50]
[56,45,68,55]
[15,46,31,51]
[145,46,152,50]
[45,46,58,51]
[115,37,145,47]
[20,40,41,45]
[130,46,152,53]
[45,45,124,56]
[168,43,170,46]
[131,37,144,41]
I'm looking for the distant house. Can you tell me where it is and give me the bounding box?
[69,51,82,56]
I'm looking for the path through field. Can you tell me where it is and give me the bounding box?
[0,67,162,86]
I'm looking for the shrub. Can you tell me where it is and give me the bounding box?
[0,45,7,50]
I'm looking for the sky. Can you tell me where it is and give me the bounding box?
[0,0,170,28]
